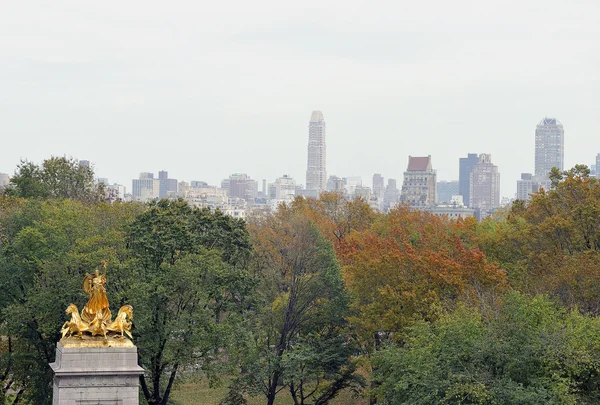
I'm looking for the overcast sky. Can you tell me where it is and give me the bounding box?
[1,0,599,198]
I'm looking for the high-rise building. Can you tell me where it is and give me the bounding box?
[306,110,327,192]
[383,178,399,211]
[436,180,459,204]
[459,153,479,207]
[535,117,564,179]
[596,154,600,178]
[470,154,500,220]
[372,174,385,198]
[326,175,345,192]
[516,173,543,201]
[227,173,257,202]
[132,172,159,202]
[400,156,437,207]
[158,170,178,199]
[268,175,296,202]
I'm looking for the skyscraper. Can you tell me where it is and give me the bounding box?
[459,153,479,207]
[535,117,564,179]
[372,173,385,198]
[158,170,178,199]
[306,111,327,192]
[470,154,500,220]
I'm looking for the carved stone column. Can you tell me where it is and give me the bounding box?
[50,338,144,405]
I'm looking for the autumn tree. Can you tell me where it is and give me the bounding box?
[289,192,377,252]
[228,205,364,405]
[342,206,507,348]
[490,165,600,314]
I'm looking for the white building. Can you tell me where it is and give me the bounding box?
[268,175,296,203]
[0,173,10,189]
[306,110,327,192]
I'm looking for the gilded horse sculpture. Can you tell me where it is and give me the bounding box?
[60,262,133,344]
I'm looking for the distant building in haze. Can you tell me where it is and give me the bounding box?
[400,156,436,208]
[132,172,159,202]
[470,154,500,220]
[158,170,178,199]
[436,180,459,204]
[372,173,385,198]
[459,153,479,207]
[269,175,296,203]
[596,154,600,178]
[326,175,345,193]
[227,173,257,202]
[0,173,9,189]
[535,117,564,179]
[383,179,399,211]
[306,110,327,192]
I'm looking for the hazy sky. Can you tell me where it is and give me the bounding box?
[1,1,599,198]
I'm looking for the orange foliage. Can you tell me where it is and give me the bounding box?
[341,207,507,343]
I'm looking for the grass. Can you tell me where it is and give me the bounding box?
[170,378,368,405]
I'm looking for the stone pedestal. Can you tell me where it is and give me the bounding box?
[50,338,144,405]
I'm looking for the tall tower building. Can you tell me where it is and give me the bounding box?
[535,117,564,179]
[306,111,327,191]
[459,153,479,207]
[470,154,500,220]
[372,173,385,198]
[400,156,437,207]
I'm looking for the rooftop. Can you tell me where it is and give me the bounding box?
[310,110,324,122]
[538,117,562,126]
[407,156,432,171]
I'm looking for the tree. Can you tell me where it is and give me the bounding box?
[5,156,105,202]
[373,292,600,405]
[0,198,141,404]
[489,165,600,314]
[126,199,255,405]
[229,205,364,405]
[342,206,507,348]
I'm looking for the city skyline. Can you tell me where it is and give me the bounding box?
[1,113,597,201]
[1,2,599,198]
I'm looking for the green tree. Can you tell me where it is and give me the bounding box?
[373,292,600,405]
[5,156,105,202]
[229,206,364,405]
[126,199,255,405]
[0,198,141,404]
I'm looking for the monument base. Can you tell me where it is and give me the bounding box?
[50,337,144,405]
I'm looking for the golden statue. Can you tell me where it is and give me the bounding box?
[81,266,111,324]
[60,262,134,347]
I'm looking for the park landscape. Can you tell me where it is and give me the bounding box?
[3,157,600,404]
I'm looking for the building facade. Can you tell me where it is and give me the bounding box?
[470,154,500,219]
[132,172,159,202]
[436,180,459,204]
[459,153,479,207]
[227,173,257,202]
[400,156,437,207]
[269,175,296,202]
[383,178,399,211]
[0,173,9,189]
[535,117,564,179]
[158,170,178,199]
[306,110,327,192]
